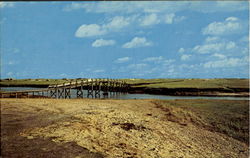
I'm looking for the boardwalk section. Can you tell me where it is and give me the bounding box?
[0,79,130,99]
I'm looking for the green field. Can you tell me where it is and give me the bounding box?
[0,78,249,89]
[153,99,249,144]
[0,79,69,87]
[125,78,249,89]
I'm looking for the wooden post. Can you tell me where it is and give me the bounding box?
[95,79,100,98]
[80,79,83,98]
[77,80,83,98]
[87,79,93,98]
[102,78,108,98]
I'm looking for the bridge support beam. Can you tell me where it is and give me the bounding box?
[87,79,94,98]
[94,79,101,98]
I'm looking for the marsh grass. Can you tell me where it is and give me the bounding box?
[153,99,249,144]
[0,79,71,87]
[125,78,249,89]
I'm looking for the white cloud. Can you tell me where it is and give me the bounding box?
[165,13,175,24]
[122,37,153,48]
[7,61,18,65]
[240,36,249,43]
[143,56,175,66]
[59,73,68,78]
[114,57,131,63]
[212,53,226,59]
[162,59,175,65]
[104,16,132,30]
[140,13,160,26]
[127,63,147,69]
[225,17,238,21]
[93,69,105,73]
[178,48,185,53]
[64,1,248,14]
[143,56,164,62]
[139,13,184,26]
[0,2,14,8]
[202,17,245,36]
[192,41,237,54]
[181,54,191,61]
[75,24,106,37]
[203,57,247,68]
[193,43,224,54]
[174,16,186,23]
[75,16,135,38]
[225,41,236,50]
[92,39,115,47]
[7,72,13,76]
[205,36,220,43]
[214,1,248,12]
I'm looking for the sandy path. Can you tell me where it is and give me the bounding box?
[1,99,248,158]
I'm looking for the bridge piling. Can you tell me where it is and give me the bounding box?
[94,79,101,98]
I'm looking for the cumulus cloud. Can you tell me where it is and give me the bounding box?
[122,37,153,48]
[165,13,175,24]
[104,16,132,30]
[192,41,236,54]
[0,2,14,8]
[143,56,164,62]
[127,63,147,69]
[142,56,174,68]
[74,11,186,39]
[114,57,131,63]
[205,36,220,43]
[203,57,247,68]
[92,39,115,47]
[181,54,191,61]
[212,53,226,59]
[139,13,184,26]
[178,48,185,53]
[75,24,106,37]
[174,16,186,23]
[140,13,160,26]
[75,16,135,38]
[202,17,245,36]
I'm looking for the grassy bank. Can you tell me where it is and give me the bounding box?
[153,99,249,144]
[125,78,249,89]
[0,79,67,87]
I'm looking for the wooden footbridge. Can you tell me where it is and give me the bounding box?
[0,79,130,99]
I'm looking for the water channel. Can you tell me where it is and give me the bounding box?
[1,87,249,100]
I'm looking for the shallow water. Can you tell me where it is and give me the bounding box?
[1,87,249,100]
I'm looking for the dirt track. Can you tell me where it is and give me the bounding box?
[1,99,248,158]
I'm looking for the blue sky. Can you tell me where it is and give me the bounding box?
[0,1,249,79]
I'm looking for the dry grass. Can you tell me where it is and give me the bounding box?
[1,98,249,158]
[153,99,249,144]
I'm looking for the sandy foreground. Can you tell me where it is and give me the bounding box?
[1,98,248,158]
